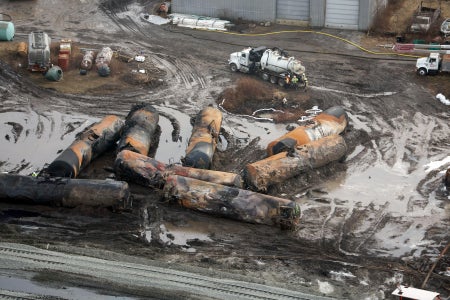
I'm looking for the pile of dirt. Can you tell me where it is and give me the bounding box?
[217,77,312,123]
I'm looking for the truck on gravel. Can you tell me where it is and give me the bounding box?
[410,1,441,33]
[228,46,308,89]
[416,52,450,75]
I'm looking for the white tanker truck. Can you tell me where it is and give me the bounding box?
[228,46,308,89]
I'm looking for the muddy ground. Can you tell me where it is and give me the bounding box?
[0,0,449,299]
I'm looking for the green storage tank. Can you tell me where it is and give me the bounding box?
[45,66,63,81]
[0,21,14,41]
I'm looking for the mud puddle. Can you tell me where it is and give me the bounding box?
[0,110,95,175]
[0,273,136,300]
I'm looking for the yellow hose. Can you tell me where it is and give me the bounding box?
[200,28,421,58]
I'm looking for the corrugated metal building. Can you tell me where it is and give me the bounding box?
[171,0,387,31]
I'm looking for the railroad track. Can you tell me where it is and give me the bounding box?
[0,243,334,300]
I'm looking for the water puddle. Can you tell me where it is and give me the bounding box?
[0,110,95,175]
[146,220,213,252]
[153,105,192,164]
[0,274,136,300]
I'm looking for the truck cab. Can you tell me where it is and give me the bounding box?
[228,46,266,73]
[416,52,441,75]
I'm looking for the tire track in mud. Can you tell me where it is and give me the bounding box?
[100,3,208,92]
[0,243,333,300]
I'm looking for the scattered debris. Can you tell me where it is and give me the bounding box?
[140,13,171,25]
[391,284,441,300]
[436,93,450,105]
[267,106,348,156]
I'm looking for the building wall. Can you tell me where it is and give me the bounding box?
[310,0,326,28]
[171,0,276,22]
[276,0,310,26]
[171,0,382,31]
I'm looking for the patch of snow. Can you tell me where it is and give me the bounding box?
[317,280,334,294]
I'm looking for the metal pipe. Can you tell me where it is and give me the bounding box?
[47,115,124,178]
[267,106,348,156]
[163,175,300,229]
[183,106,222,169]
[117,104,159,156]
[0,174,130,209]
[245,135,347,192]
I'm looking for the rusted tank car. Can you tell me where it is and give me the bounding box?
[163,175,300,229]
[267,106,348,156]
[183,106,222,169]
[245,135,347,191]
[114,149,243,188]
[47,115,124,178]
[0,174,130,209]
[117,104,159,156]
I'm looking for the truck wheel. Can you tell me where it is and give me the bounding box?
[417,68,427,76]
[261,73,270,81]
[278,78,285,87]
[230,63,238,72]
[270,76,277,84]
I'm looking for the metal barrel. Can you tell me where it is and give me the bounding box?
[267,106,348,156]
[183,106,222,169]
[17,42,27,57]
[47,115,124,178]
[114,149,243,188]
[80,50,95,70]
[0,174,130,209]
[246,135,347,192]
[163,175,301,229]
[0,21,14,41]
[44,66,63,81]
[117,104,159,156]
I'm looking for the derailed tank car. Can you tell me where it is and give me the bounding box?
[267,106,348,156]
[182,106,222,169]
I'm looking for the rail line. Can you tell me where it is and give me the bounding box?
[0,243,335,300]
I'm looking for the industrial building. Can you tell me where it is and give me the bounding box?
[171,0,387,31]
